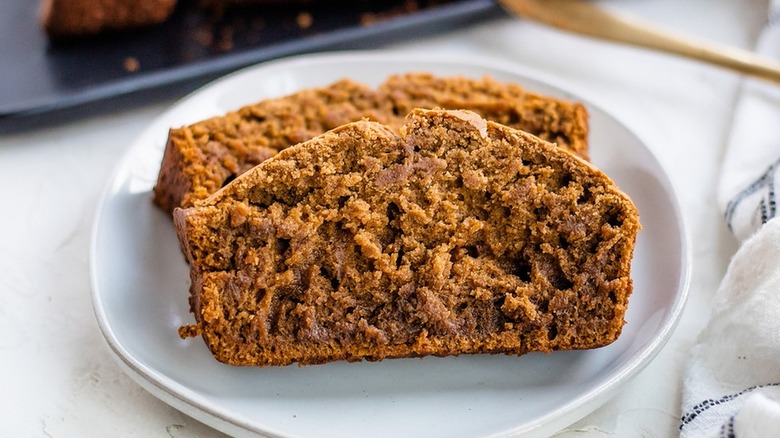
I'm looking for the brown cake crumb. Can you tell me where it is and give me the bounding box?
[153,73,589,215]
[174,109,640,367]
[123,56,140,73]
[360,0,420,26]
[216,27,235,52]
[296,11,313,29]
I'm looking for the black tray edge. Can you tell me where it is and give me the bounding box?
[1,1,506,124]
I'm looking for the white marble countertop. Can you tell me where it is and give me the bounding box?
[0,0,766,436]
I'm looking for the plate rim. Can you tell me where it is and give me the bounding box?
[90,50,691,438]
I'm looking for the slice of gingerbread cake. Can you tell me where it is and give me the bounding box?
[381,73,589,159]
[174,108,639,367]
[153,73,589,215]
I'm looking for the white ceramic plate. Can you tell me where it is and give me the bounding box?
[90,52,690,438]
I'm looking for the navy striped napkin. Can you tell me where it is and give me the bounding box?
[681,2,780,436]
[719,5,780,242]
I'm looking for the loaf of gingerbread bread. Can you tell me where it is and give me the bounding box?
[174,108,639,366]
[153,73,589,215]
[41,0,177,37]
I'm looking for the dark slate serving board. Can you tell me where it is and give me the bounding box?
[0,0,504,122]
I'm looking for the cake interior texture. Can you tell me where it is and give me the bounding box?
[154,73,589,215]
[174,109,640,367]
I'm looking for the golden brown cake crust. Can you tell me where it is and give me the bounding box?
[174,109,639,367]
[153,74,590,215]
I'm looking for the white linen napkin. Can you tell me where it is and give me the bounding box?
[681,2,780,436]
[680,217,780,437]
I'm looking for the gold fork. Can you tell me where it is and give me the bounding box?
[499,0,780,84]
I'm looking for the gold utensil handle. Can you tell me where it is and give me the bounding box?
[499,0,780,84]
